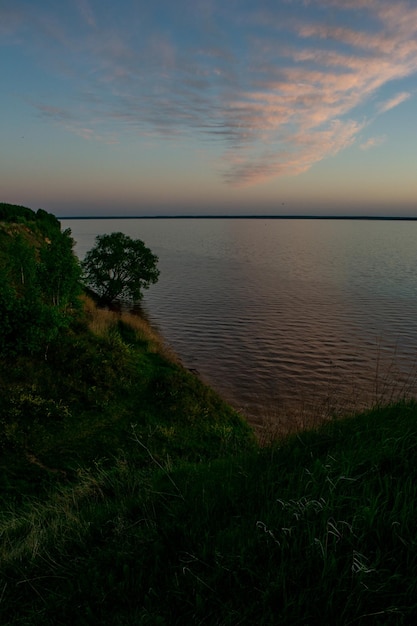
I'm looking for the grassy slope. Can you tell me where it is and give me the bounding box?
[2,303,417,624]
[0,295,254,491]
[1,216,417,624]
[2,399,417,624]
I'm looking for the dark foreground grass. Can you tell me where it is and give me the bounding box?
[2,302,417,624]
[2,406,417,625]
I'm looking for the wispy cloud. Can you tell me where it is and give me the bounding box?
[224,119,363,185]
[35,103,73,122]
[75,0,96,28]
[221,0,417,184]
[8,0,417,186]
[33,102,119,144]
[360,135,386,151]
[377,92,411,114]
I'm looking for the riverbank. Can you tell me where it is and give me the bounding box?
[0,294,254,495]
[1,294,417,623]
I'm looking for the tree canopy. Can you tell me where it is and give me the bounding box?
[81,232,160,305]
[0,205,82,357]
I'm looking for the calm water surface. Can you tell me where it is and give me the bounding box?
[61,218,417,433]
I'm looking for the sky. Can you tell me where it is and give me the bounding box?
[1,0,417,217]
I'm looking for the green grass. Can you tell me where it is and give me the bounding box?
[0,297,253,490]
[2,299,417,624]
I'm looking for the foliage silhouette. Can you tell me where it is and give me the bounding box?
[82,231,159,305]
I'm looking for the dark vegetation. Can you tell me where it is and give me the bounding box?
[82,231,160,306]
[1,203,417,624]
[0,203,81,356]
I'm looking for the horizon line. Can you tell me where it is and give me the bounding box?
[59,214,417,221]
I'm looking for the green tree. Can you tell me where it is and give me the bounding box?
[82,232,160,305]
[35,208,61,238]
[8,235,38,292]
[0,240,63,357]
[0,224,82,358]
[38,228,82,308]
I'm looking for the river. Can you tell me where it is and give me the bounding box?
[61,217,417,435]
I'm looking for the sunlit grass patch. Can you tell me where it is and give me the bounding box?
[80,294,175,359]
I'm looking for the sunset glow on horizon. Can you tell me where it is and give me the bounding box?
[1,0,417,217]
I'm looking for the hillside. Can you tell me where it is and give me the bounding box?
[0,203,254,492]
[1,203,417,624]
[0,202,61,252]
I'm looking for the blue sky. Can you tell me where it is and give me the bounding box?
[1,0,417,216]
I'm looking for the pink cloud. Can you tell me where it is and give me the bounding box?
[225,119,362,186]
[377,92,411,114]
[360,135,386,150]
[222,0,417,185]
[14,0,417,186]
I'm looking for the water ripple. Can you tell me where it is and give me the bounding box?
[63,217,417,433]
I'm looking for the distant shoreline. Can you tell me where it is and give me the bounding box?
[59,215,417,221]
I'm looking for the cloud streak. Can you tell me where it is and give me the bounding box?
[6,0,417,186]
[377,92,411,114]
[222,1,417,184]
[360,135,386,151]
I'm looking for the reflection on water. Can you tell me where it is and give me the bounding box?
[62,218,417,434]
